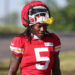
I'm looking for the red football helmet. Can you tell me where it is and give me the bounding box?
[21,1,51,27]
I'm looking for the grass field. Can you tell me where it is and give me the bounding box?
[0,52,75,75]
[60,52,75,75]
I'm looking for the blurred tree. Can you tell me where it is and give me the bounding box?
[59,0,75,30]
[67,0,75,5]
[65,0,75,24]
[9,12,18,26]
[48,0,75,31]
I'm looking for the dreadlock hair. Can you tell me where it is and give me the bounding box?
[44,30,53,38]
[19,26,32,42]
[19,25,53,42]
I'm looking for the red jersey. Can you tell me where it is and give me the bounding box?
[10,33,61,75]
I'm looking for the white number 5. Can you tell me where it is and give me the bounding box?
[34,48,50,70]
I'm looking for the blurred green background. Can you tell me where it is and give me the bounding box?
[0,0,75,33]
[0,0,75,75]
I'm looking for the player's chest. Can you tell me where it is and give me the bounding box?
[23,40,54,57]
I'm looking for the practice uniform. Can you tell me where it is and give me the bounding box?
[10,33,61,75]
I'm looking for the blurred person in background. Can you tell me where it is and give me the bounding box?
[8,1,61,75]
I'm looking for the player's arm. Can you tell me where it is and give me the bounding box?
[52,53,61,75]
[8,53,21,75]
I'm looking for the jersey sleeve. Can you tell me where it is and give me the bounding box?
[52,33,61,54]
[10,36,24,57]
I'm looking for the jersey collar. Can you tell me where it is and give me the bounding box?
[31,33,40,40]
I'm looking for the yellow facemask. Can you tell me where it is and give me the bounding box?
[44,17,54,24]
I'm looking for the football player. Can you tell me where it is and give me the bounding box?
[8,1,61,75]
